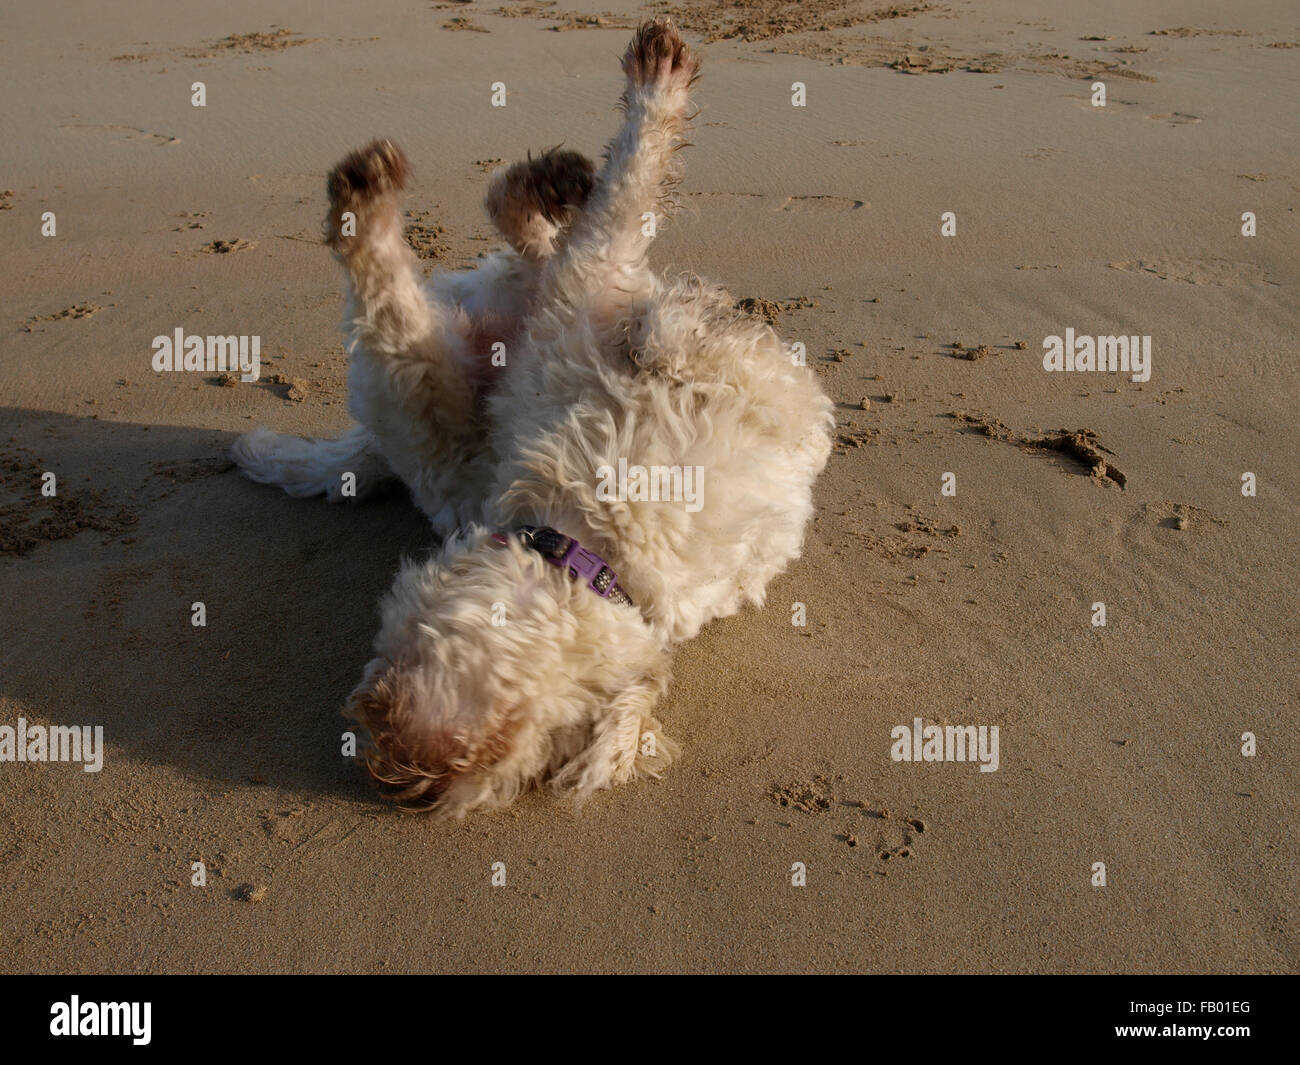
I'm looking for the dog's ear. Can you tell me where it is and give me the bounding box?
[347,663,523,811]
[347,665,462,809]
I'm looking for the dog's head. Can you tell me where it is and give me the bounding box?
[345,526,666,815]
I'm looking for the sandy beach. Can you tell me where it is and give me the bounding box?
[1,0,1296,973]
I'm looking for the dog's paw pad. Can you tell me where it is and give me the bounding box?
[328,138,411,204]
[623,18,698,91]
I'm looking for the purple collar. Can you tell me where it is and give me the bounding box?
[492,526,635,607]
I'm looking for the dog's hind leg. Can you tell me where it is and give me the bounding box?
[326,139,480,432]
[230,424,396,501]
[484,148,595,263]
[325,140,457,354]
[538,19,698,321]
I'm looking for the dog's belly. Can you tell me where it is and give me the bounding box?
[463,315,524,408]
[489,392,828,641]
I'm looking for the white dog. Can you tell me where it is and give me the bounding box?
[232,20,833,815]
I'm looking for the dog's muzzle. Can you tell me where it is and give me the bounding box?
[492,526,636,608]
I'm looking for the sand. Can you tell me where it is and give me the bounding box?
[0,0,1296,973]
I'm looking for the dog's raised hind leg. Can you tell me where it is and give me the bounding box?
[326,140,478,437]
[325,140,488,527]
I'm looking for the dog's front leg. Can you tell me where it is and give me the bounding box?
[550,675,678,802]
[538,19,698,320]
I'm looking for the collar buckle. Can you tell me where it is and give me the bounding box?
[496,525,633,607]
[558,540,615,598]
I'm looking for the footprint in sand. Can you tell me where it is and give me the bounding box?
[769,779,930,867]
[867,810,928,865]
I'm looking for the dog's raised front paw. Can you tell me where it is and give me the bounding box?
[622,18,699,94]
[327,138,410,207]
[325,139,410,247]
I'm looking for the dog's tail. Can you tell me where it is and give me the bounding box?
[230,424,395,501]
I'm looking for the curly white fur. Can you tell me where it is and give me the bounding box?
[232,20,833,815]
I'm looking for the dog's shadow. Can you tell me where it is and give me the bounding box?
[0,406,434,800]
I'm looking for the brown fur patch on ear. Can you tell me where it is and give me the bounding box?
[347,667,463,809]
[347,667,524,811]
